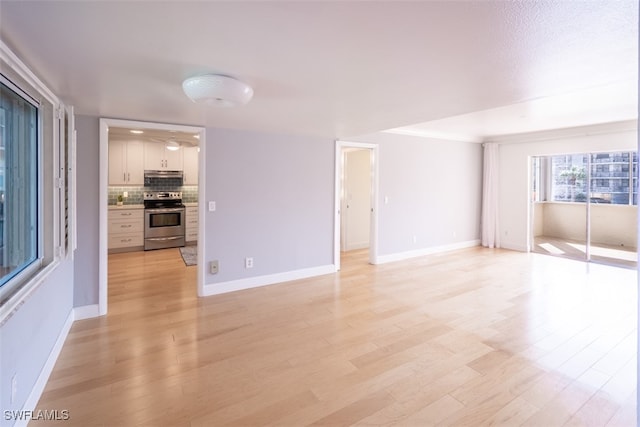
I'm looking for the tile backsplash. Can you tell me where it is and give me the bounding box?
[109,185,198,205]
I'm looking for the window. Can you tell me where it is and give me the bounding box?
[551,154,587,202]
[0,78,39,287]
[0,40,75,319]
[550,151,638,205]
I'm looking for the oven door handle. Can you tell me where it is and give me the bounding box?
[145,208,185,214]
[146,236,184,242]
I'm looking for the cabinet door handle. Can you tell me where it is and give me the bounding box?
[128,172,130,181]
[120,224,132,228]
[123,172,126,181]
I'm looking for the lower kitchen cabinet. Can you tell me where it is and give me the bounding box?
[108,208,144,252]
[186,206,198,243]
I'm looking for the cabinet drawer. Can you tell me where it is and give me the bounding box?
[108,209,143,220]
[185,217,198,226]
[109,232,144,248]
[186,229,198,242]
[108,220,144,233]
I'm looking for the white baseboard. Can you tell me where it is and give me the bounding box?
[202,264,336,296]
[499,241,529,252]
[345,242,370,251]
[73,304,101,320]
[375,239,481,264]
[17,309,74,427]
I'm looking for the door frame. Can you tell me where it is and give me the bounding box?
[334,140,379,270]
[99,118,205,316]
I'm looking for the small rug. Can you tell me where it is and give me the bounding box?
[179,246,197,266]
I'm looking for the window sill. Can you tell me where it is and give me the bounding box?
[0,259,61,326]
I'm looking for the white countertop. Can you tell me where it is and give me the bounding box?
[184,202,198,207]
[108,204,145,210]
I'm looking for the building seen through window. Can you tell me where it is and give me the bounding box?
[551,152,638,205]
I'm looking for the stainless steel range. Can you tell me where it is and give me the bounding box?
[143,191,185,250]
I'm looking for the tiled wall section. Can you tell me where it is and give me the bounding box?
[108,185,198,205]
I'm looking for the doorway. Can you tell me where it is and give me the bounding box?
[334,141,379,270]
[530,151,638,268]
[99,118,206,316]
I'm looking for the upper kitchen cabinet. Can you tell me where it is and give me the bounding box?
[108,140,144,185]
[144,141,184,170]
[183,146,199,185]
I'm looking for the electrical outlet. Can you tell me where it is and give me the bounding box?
[412,235,417,244]
[210,260,219,274]
[123,191,128,198]
[245,257,254,269]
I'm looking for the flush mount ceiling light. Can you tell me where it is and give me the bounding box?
[165,140,180,151]
[182,74,253,107]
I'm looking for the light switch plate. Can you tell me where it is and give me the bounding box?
[208,201,216,212]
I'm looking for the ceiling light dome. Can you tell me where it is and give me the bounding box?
[182,74,253,107]
[165,140,180,151]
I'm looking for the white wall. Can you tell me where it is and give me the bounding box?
[203,128,335,293]
[0,259,74,427]
[540,202,588,241]
[495,121,637,251]
[590,204,638,248]
[348,132,482,259]
[74,116,100,307]
[536,202,637,248]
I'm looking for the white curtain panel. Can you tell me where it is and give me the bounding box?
[481,143,500,248]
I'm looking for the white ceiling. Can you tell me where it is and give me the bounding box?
[0,1,637,140]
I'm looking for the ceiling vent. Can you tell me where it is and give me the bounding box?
[182,74,253,107]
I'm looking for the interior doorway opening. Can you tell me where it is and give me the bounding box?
[99,118,206,316]
[334,141,378,270]
[530,151,638,269]
[341,148,372,254]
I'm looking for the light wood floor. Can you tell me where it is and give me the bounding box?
[34,247,637,426]
[533,236,637,269]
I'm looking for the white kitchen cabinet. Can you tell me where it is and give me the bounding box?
[108,208,144,252]
[185,206,198,243]
[144,141,184,170]
[108,140,144,185]
[183,146,199,185]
